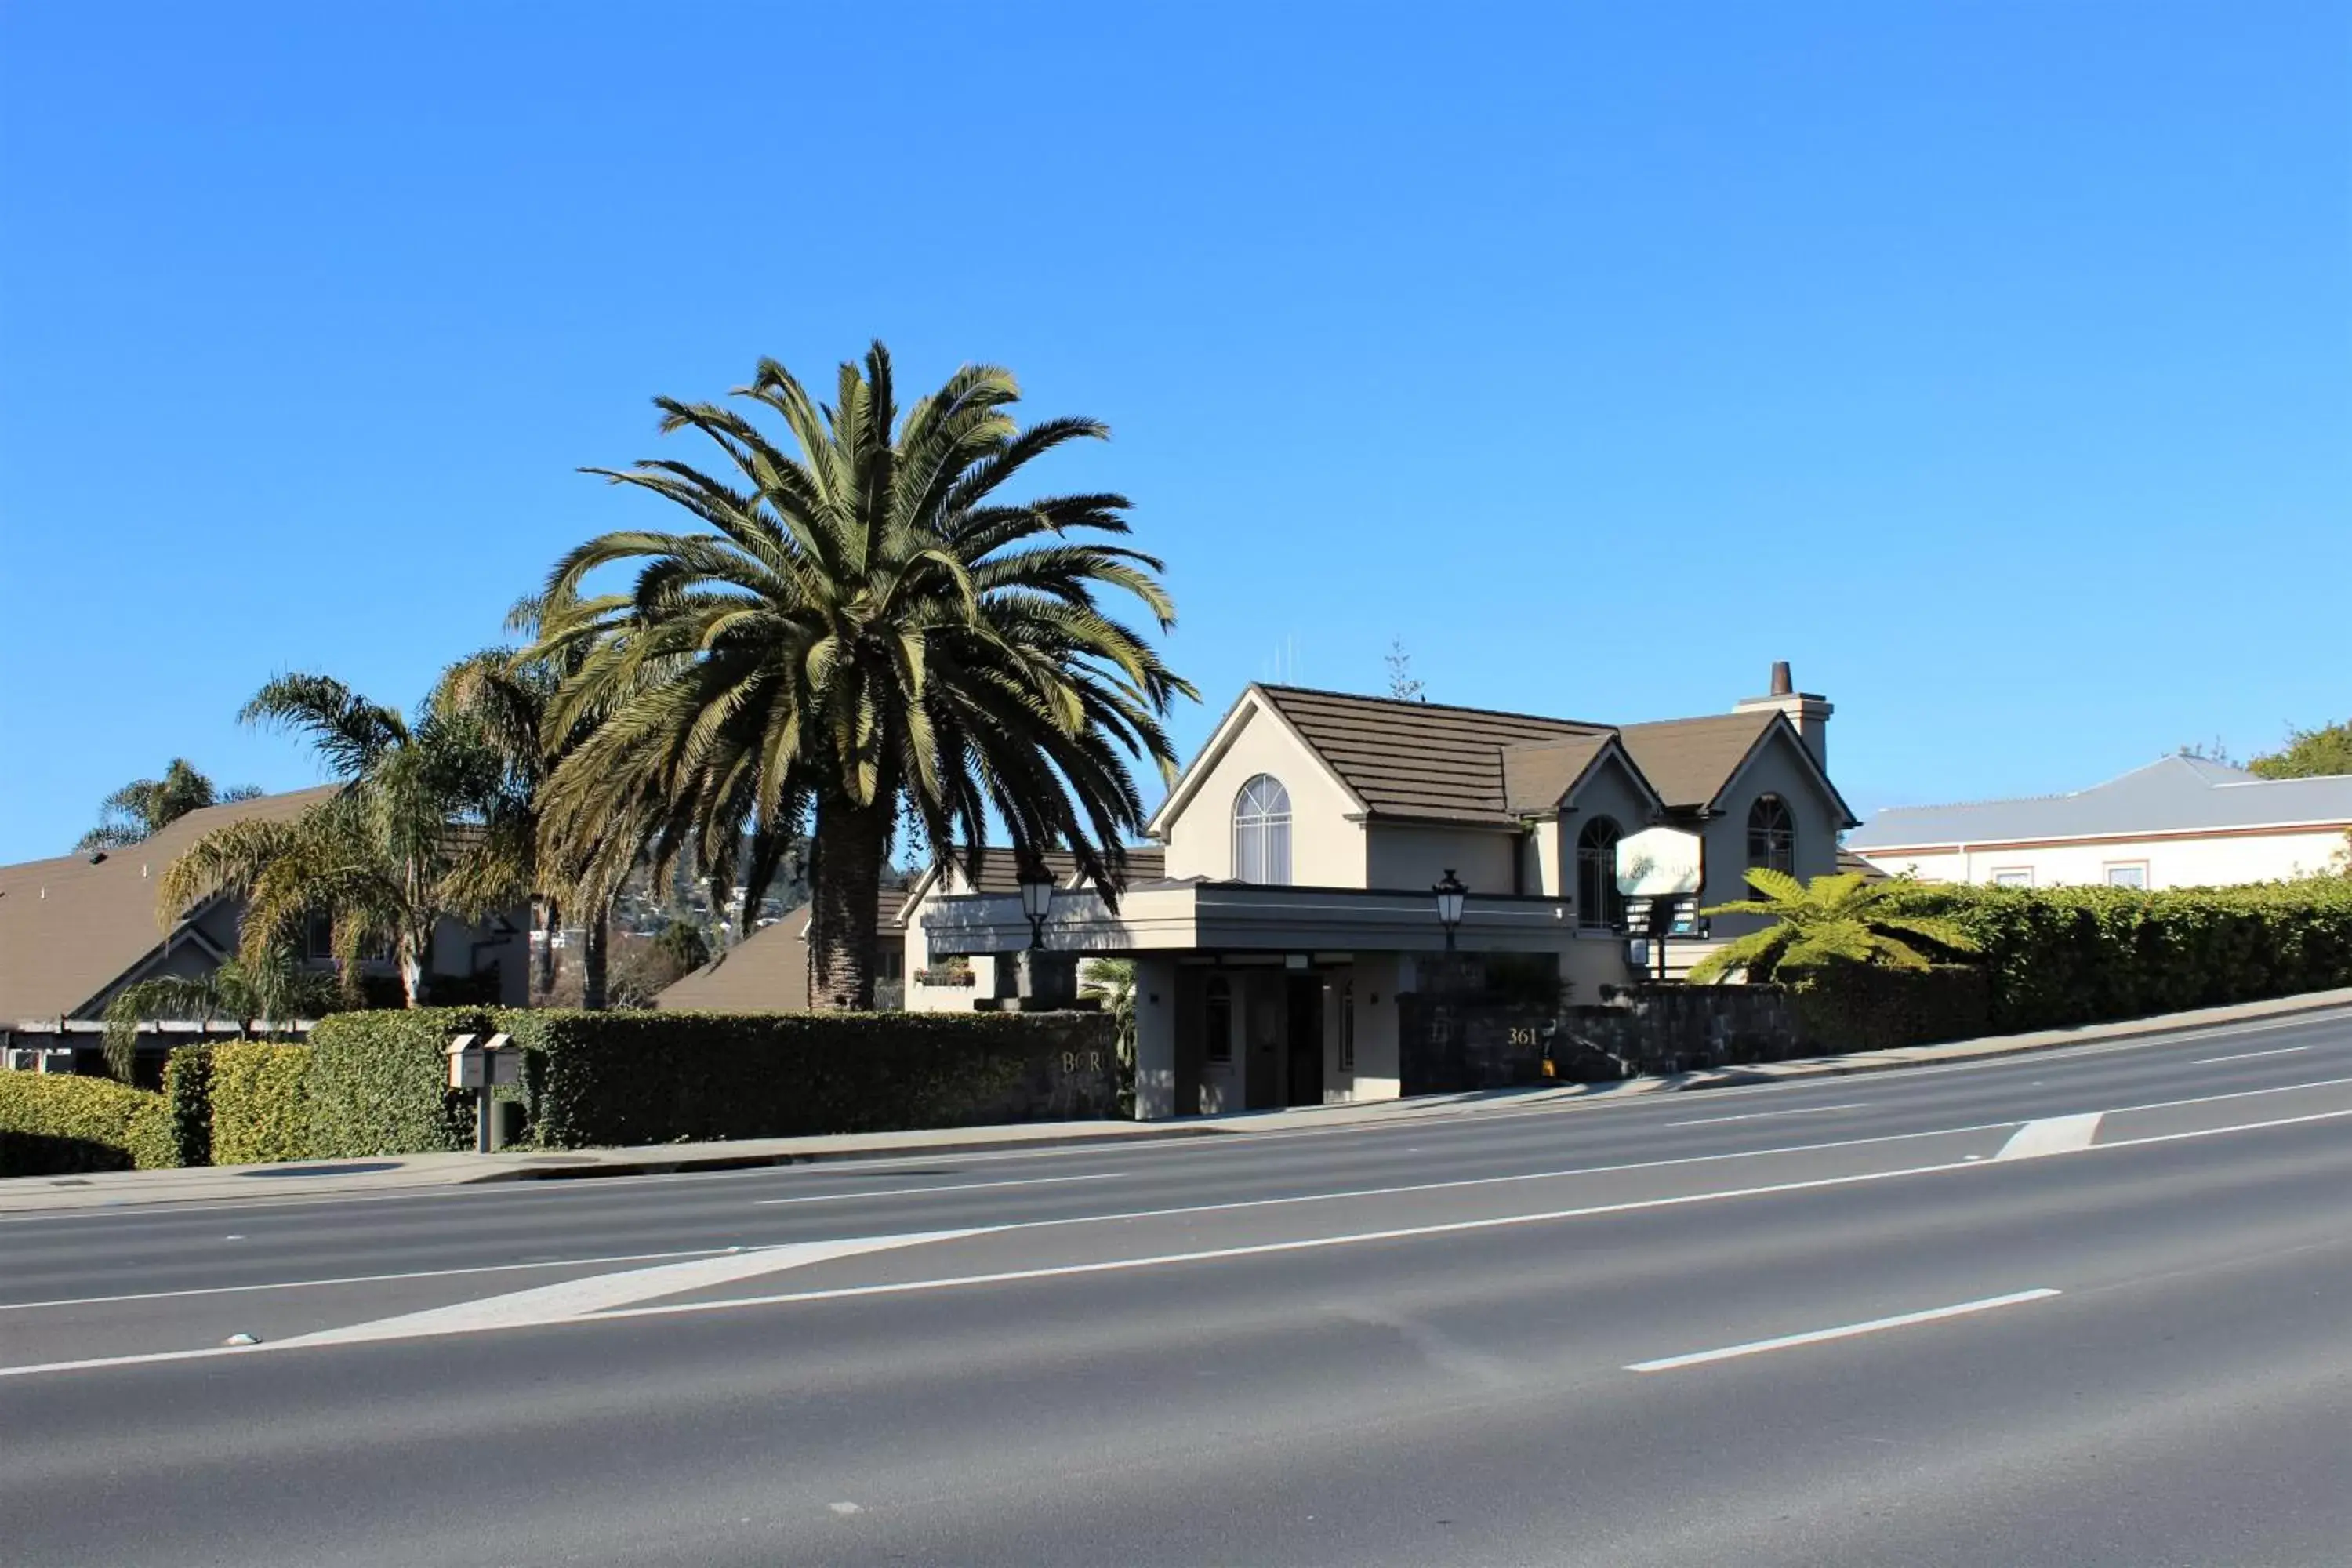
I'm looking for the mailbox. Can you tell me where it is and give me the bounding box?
[446,1032,520,1091]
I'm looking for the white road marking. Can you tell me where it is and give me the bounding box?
[753,1172,1126,1207]
[1624,1289,2063,1372]
[278,1229,992,1348]
[0,1246,742,1313]
[1666,1103,1868,1127]
[2191,1046,2311,1065]
[1997,1112,2105,1160]
[7,1103,2351,1379]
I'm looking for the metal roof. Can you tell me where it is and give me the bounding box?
[1846,755,2352,851]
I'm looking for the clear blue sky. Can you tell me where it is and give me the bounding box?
[2,2,2346,862]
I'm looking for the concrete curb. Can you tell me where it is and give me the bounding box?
[455,1124,1229,1184]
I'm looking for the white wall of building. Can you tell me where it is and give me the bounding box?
[1862,828,2349,890]
[1162,704,1367,887]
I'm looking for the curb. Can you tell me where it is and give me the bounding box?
[456,1123,1231,1184]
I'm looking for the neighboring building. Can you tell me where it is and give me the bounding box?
[916,662,1854,1118]
[0,787,528,1073]
[901,848,1165,1012]
[1846,755,2352,890]
[657,885,912,1011]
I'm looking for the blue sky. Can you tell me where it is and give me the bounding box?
[2,2,2346,862]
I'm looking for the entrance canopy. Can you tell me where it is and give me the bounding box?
[920,880,1576,961]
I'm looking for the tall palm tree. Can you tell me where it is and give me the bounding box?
[159,675,532,1007]
[78,760,260,851]
[529,343,1193,1008]
[1689,869,1980,983]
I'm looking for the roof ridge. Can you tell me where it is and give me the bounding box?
[1254,683,1611,731]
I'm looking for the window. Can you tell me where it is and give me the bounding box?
[1746,794,1795,880]
[1232,775,1292,885]
[1338,979,1355,1073]
[1204,976,1233,1063]
[304,910,335,961]
[1576,817,1624,930]
[1993,868,2034,888]
[2104,862,2148,890]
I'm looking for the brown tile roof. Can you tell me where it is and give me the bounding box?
[656,884,911,1012]
[953,846,1167,895]
[1837,847,1889,882]
[1255,686,1608,823]
[1615,711,1779,811]
[1500,735,1617,815]
[0,785,341,1024]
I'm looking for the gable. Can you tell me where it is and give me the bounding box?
[1715,720,1855,831]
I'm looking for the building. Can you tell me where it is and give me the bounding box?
[916,662,1854,1118]
[657,885,913,1011]
[1846,754,2352,889]
[0,787,528,1073]
[901,848,1165,1011]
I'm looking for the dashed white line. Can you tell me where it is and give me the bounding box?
[2191,1046,2311,1065]
[1624,1289,2063,1372]
[753,1172,1127,1207]
[1667,1103,1869,1127]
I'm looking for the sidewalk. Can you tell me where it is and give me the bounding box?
[7,986,2347,1214]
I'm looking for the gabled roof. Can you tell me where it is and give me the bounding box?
[655,884,910,1012]
[1848,754,2352,852]
[1253,685,1610,824]
[1616,711,1780,811]
[0,785,341,1025]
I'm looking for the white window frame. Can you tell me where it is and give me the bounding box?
[1232,775,1293,885]
[1991,867,2034,888]
[2103,862,2150,889]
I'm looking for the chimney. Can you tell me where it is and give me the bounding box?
[1735,659,1833,771]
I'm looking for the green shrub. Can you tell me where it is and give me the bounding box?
[209,1044,315,1165]
[1793,964,1991,1051]
[502,1009,1120,1150]
[162,1045,215,1167]
[0,1073,178,1174]
[1880,880,2352,1033]
[305,1008,487,1157]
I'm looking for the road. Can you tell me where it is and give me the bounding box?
[4,1007,2350,1566]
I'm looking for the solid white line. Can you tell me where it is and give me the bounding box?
[1624,1289,2063,1372]
[753,1172,1125,1207]
[2192,1046,2311,1065]
[1666,1104,1868,1127]
[0,1247,738,1313]
[1997,1112,2105,1160]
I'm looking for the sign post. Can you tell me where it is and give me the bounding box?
[1615,827,1707,983]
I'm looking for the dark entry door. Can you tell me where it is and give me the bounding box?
[1285,976,1323,1107]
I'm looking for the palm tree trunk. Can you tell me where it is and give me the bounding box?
[398,934,428,1007]
[810,798,886,1010]
[536,895,559,1001]
[581,900,610,1011]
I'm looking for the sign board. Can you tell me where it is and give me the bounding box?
[1616,826,1704,898]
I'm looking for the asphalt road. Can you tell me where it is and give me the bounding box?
[4,1007,2350,1566]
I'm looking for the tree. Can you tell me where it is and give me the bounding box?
[1688,869,1979,984]
[1080,956,1138,1116]
[2248,720,2352,780]
[100,957,341,1081]
[1384,638,1426,702]
[159,675,532,1007]
[78,760,261,852]
[529,343,1194,1009]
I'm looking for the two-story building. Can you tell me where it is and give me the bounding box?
[918,662,1853,1119]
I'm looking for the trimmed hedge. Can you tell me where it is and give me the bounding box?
[209,1044,314,1166]
[162,1045,215,1167]
[0,1073,176,1175]
[502,1009,1120,1149]
[1883,880,2352,1035]
[1793,964,1991,1052]
[305,1007,485,1158]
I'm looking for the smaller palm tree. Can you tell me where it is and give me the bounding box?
[1688,869,1979,983]
[78,760,260,851]
[100,956,340,1080]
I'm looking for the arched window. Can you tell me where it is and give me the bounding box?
[1577,817,1624,930]
[1747,794,1795,880]
[1232,775,1292,884]
[1204,975,1233,1063]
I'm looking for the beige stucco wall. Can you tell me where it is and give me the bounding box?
[1364,824,1517,895]
[1701,729,1845,934]
[1861,828,2350,890]
[1161,702,1366,887]
[1558,753,1662,917]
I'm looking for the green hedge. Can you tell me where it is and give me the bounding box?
[305,1008,486,1158]
[209,1044,314,1166]
[0,1073,176,1175]
[1883,880,2352,1034]
[1793,964,1991,1052]
[502,1009,1120,1149]
[162,1046,214,1167]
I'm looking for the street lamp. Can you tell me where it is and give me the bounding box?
[1017,858,1055,951]
[1433,868,1467,953]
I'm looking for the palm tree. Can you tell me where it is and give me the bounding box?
[100,956,341,1081]
[1689,869,1980,983]
[159,675,532,1007]
[528,343,1193,1009]
[78,760,260,851]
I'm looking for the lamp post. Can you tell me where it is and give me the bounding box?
[1017,858,1055,951]
[1433,868,1466,953]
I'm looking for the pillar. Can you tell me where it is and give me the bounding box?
[1132,955,1179,1120]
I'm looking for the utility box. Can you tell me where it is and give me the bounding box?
[446,1032,520,1091]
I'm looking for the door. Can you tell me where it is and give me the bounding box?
[1285,975,1323,1106]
